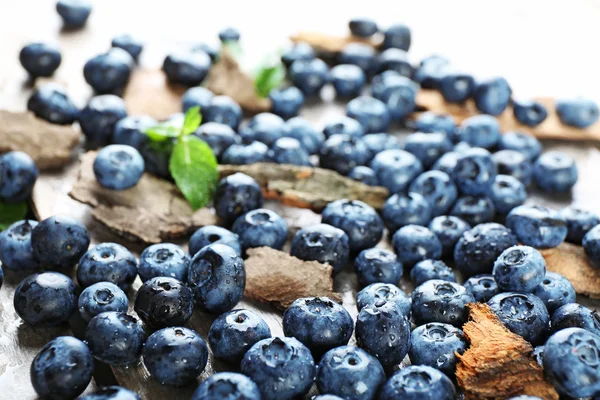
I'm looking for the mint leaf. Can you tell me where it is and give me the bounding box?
[145,125,180,142]
[169,136,218,210]
[254,62,286,98]
[182,106,202,136]
[0,201,28,231]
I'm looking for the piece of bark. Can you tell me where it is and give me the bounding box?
[415,89,600,141]
[204,49,271,113]
[123,69,187,121]
[244,247,342,309]
[0,110,80,169]
[69,151,217,243]
[541,242,600,298]
[456,303,559,400]
[290,31,383,53]
[218,163,389,211]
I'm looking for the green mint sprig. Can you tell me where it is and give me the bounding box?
[0,201,28,231]
[145,107,218,210]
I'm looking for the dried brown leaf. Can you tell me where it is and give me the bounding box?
[541,242,600,298]
[290,31,383,53]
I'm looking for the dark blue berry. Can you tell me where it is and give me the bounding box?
[392,225,442,268]
[371,74,417,120]
[78,282,129,323]
[182,87,214,113]
[409,322,467,376]
[111,34,143,62]
[349,18,379,37]
[112,115,156,149]
[428,215,471,259]
[556,97,599,128]
[31,215,91,269]
[348,166,379,186]
[192,372,261,400]
[219,27,240,42]
[498,131,542,162]
[432,151,460,176]
[362,133,401,154]
[413,55,449,88]
[281,42,315,68]
[380,365,456,400]
[270,87,305,120]
[412,280,474,326]
[162,50,212,86]
[240,113,285,146]
[189,225,240,257]
[93,145,144,190]
[404,133,452,168]
[134,276,194,330]
[410,259,456,286]
[138,243,190,283]
[584,224,600,266]
[56,0,92,28]
[455,115,500,149]
[331,64,366,97]
[463,274,498,303]
[346,96,391,133]
[493,245,546,292]
[532,272,575,314]
[79,95,127,147]
[512,99,548,127]
[19,42,61,78]
[193,122,240,161]
[322,116,365,139]
[473,77,512,115]
[0,151,39,203]
[370,149,423,194]
[382,192,432,233]
[355,248,403,287]
[533,151,578,192]
[452,147,497,196]
[560,206,600,244]
[85,311,145,365]
[487,292,549,344]
[269,137,311,166]
[204,95,243,129]
[506,205,567,248]
[221,141,270,165]
[550,303,600,336]
[377,48,413,78]
[492,150,533,186]
[77,242,137,289]
[383,24,411,51]
[233,209,288,252]
[290,224,349,274]
[339,43,376,74]
[281,117,323,155]
[290,58,329,96]
[214,173,263,225]
[84,48,134,94]
[409,170,458,216]
[414,112,456,135]
[450,196,496,226]
[27,83,78,125]
[488,175,527,215]
[319,134,371,175]
[0,220,39,271]
[356,283,411,317]
[438,69,475,103]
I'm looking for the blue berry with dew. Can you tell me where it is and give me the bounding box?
[290,224,350,274]
[355,248,404,287]
[233,208,288,252]
[383,23,411,51]
[84,48,134,94]
[323,116,365,139]
[454,222,518,277]
[77,242,137,289]
[208,309,271,363]
[281,42,315,68]
[221,141,270,165]
[428,215,471,258]
[138,243,190,282]
[85,311,146,365]
[31,215,90,270]
[316,345,385,400]
[370,149,423,194]
[56,0,92,28]
[452,147,497,196]
[321,199,384,253]
[450,196,496,226]
[382,192,432,233]
[79,94,127,147]
[473,76,512,115]
[290,58,329,96]
[492,149,533,186]
[162,49,212,86]
[241,337,315,400]
[513,99,548,127]
[487,292,549,344]
[559,206,600,244]
[111,34,143,62]
[218,27,240,42]
[349,17,379,37]
[463,274,499,302]
[356,283,411,317]
[410,259,456,286]
[409,170,458,216]
[532,271,575,314]
[506,204,567,248]
[19,42,61,78]
[112,115,156,149]
[556,97,599,128]
[414,112,456,135]
[93,145,144,190]
[376,48,413,77]
[371,74,417,120]
[454,115,500,148]
[182,86,214,113]
[204,95,243,129]
[0,151,39,203]
[404,132,452,168]
[143,327,208,386]
[188,243,245,314]
[409,322,467,376]
[339,43,377,74]
[331,64,366,97]
[281,117,324,155]
[392,225,442,268]
[413,54,449,88]
[439,68,475,103]
[240,112,285,146]
[550,303,600,336]
[498,131,542,161]
[493,245,546,293]
[533,151,578,192]
[214,172,263,225]
[134,276,194,330]
[79,386,140,400]
[362,133,401,154]
[379,365,456,400]
[269,137,311,166]
[193,122,240,161]
[348,166,379,186]
[189,225,241,256]
[412,280,474,326]
[192,372,261,400]
[14,272,76,326]
[270,87,305,120]
[78,282,129,323]
[346,96,391,133]
[487,175,527,215]
[584,225,600,267]
[27,83,79,125]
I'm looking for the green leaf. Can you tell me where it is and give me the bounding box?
[254,60,286,98]
[145,125,180,142]
[182,106,202,136]
[169,135,218,210]
[0,201,28,231]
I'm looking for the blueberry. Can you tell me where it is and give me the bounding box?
[214,173,263,225]
[137,243,190,283]
[550,303,600,336]
[240,113,285,146]
[356,283,411,317]
[346,96,391,133]
[560,206,600,244]
[112,115,156,149]
[382,192,432,233]
[533,151,578,192]
[281,42,315,68]
[79,386,140,400]
[0,220,39,271]
[290,224,349,274]
[322,199,384,253]
[86,311,145,365]
[487,175,527,215]
[78,282,129,323]
[84,48,134,94]
[193,122,240,160]
[555,97,599,128]
[233,209,288,252]
[414,112,456,135]
[453,141,472,153]
[493,245,546,292]
[142,327,208,386]
[371,74,417,120]
[93,145,144,190]
[189,225,240,256]
[584,225,600,266]
[412,280,474,326]
[134,276,194,330]
[355,248,403,287]
[379,365,456,400]
[32,215,91,269]
[492,150,533,186]
[498,131,542,161]
[188,243,245,314]
[77,242,137,289]
[322,116,365,139]
[241,337,315,400]
[317,345,386,400]
[463,274,498,302]
[438,69,475,103]
[428,215,471,258]
[319,134,371,175]
[162,50,212,86]
[349,17,379,37]
[339,43,377,74]
[331,64,366,97]
[192,372,261,400]
[362,133,402,154]
[270,87,305,120]
[409,171,458,216]
[27,83,79,125]
[348,166,379,186]
[111,34,143,62]
[404,133,452,168]
[182,86,214,113]
[0,151,39,203]
[19,42,61,78]
[290,58,329,96]
[410,259,456,286]
[383,24,411,51]
[473,77,512,115]
[31,336,93,400]
[392,225,442,268]
[413,55,449,89]
[355,300,411,368]
[221,141,270,165]
[506,205,567,248]
[543,327,600,397]
[269,137,311,166]
[432,151,460,176]
[14,272,76,326]
[450,196,496,226]
[487,292,549,344]
[455,115,500,149]
[409,322,467,376]
[532,272,575,313]
[219,27,240,42]
[370,149,423,193]
[204,95,243,129]
[512,99,548,127]
[56,0,92,28]
[79,95,127,147]
[533,346,545,366]
[452,147,497,196]
[454,222,517,277]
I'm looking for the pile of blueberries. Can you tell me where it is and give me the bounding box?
[6,4,600,400]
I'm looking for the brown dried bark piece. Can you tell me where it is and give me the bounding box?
[415,89,600,141]
[541,242,600,298]
[0,110,80,169]
[218,163,389,211]
[244,247,342,309]
[69,151,217,243]
[290,31,383,53]
[456,303,559,400]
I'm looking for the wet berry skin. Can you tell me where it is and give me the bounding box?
[13,272,77,326]
[550,303,600,336]
[498,131,542,162]
[409,170,458,217]
[414,55,449,89]
[452,195,496,226]
[93,145,145,190]
[241,337,315,400]
[533,151,578,193]
[204,95,243,130]
[412,280,474,327]
[269,86,305,120]
[30,336,94,400]
[269,137,311,166]
[281,117,324,155]
[346,96,391,133]
[221,141,270,165]
[463,274,499,302]
[138,242,191,282]
[371,149,424,194]
[322,116,365,139]
[492,150,533,186]
[428,215,471,258]
[0,151,39,203]
[316,345,386,400]
[162,50,212,86]
[56,0,92,28]
[392,225,442,268]
[493,245,546,293]
[356,283,411,318]
[349,17,379,37]
[382,192,431,233]
[543,328,600,397]
[182,86,214,113]
[355,248,403,287]
[239,112,285,147]
[291,224,349,274]
[488,292,549,344]
[208,309,271,363]
[189,225,241,257]
[193,122,240,161]
[281,42,315,68]
[134,276,194,330]
[584,225,600,266]
[192,372,262,400]
[409,322,467,376]
[383,24,411,51]
[410,259,456,286]
[79,95,128,148]
[0,220,39,271]
[214,173,264,226]
[27,83,79,125]
[473,76,512,115]
[78,282,129,323]
[290,58,329,96]
[79,386,140,400]
[143,327,208,386]
[355,300,411,368]
[560,206,600,244]
[111,34,143,62]
[84,48,134,94]
[19,42,61,78]
[532,272,575,314]
[331,64,366,97]
[555,97,599,128]
[348,166,379,186]
[513,99,548,127]
[452,147,497,196]
[187,243,245,314]
[379,365,456,400]
[85,311,146,365]
[77,242,137,289]
[506,205,567,249]
[319,134,372,175]
[233,209,288,252]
